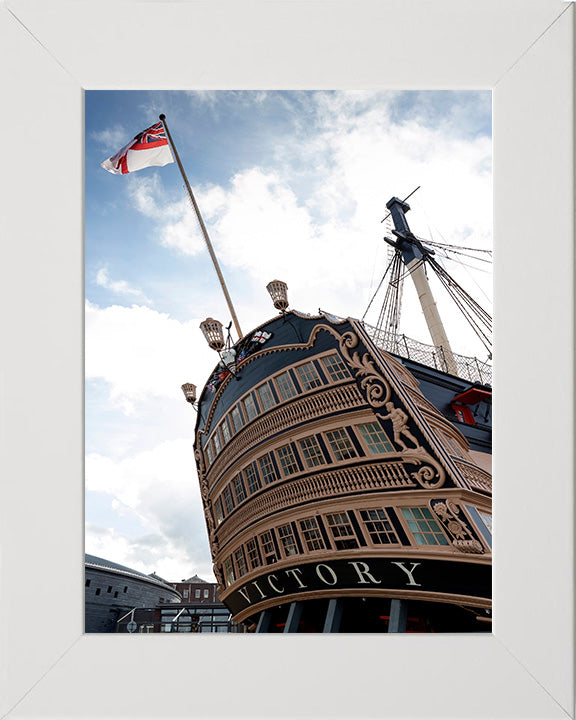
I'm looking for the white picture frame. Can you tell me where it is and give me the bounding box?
[0,1,573,717]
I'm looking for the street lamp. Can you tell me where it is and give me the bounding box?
[181,383,198,408]
[200,317,225,351]
[199,317,239,379]
[266,280,289,312]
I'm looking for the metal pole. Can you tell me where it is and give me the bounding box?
[159,114,243,339]
[406,257,458,375]
[255,610,271,633]
[388,598,408,633]
[322,598,343,632]
[283,602,303,633]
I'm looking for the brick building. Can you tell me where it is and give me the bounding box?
[171,574,219,603]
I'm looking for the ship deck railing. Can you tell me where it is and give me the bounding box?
[362,323,492,387]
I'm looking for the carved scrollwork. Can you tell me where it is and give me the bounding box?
[453,539,484,553]
[335,330,392,409]
[430,499,484,554]
[194,447,216,546]
[402,448,446,489]
[311,326,448,490]
[213,563,224,588]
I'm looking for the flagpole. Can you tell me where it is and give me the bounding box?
[159,114,243,339]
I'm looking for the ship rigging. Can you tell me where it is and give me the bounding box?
[363,194,492,383]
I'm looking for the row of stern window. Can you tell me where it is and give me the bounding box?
[213,421,397,524]
[221,505,487,587]
[205,353,352,466]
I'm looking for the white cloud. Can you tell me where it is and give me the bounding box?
[90,124,130,154]
[85,300,217,414]
[85,92,493,585]
[127,174,207,256]
[86,438,215,581]
[95,266,152,304]
[127,93,491,353]
[86,524,215,583]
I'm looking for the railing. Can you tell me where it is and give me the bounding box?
[207,383,365,487]
[452,458,492,494]
[362,323,492,387]
[215,460,417,548]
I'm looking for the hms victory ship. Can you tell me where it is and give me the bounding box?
[185,194,492,633]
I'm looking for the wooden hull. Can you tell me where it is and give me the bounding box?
[194,311,492,632]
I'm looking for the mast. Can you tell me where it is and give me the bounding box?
[385,197,458,375]
[159,114,243,339]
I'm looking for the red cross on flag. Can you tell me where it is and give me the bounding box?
[251,331,272,344]
[101,122,174,175]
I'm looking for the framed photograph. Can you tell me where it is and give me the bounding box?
[0,1,573,718]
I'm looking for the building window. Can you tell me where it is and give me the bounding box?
[243,394,258,421]
[257,382,275,411]
[223,557,235,587]
[325,512,359,549]
[195,589,201,598]
[401,507,449,546]
[244,463,262,494]
[321,354,350,382]
[220,419,231,445]
[258,454,277,485]
[357,422,395,454]
[278,524,299,557]
[214,496,224,525]
[85,579,91,587]
[232,474,246,503]
[204,589,209,598]
[123,586,128,593]
[107,586,113,593]
[246,538,262,569]
[222,484,235,514]
[183,590,189,599]
[299,517,326,551]
[440,431,466,459]
[326,428,357,461]
[95,588,101,596]
[277,444,299,476]
[234,547,248,577]
[205,442,214,466]
[114,591,118,598]
[230,405,245,433]
[296,361,322,390]
[299,436,325,468]
[275,371,297,401]
[359,508,399,544]
[478,510,493,534]
[212,430,222,456]
[259,531,278,564]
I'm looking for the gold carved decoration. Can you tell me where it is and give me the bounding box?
[310,326,446,490]
[431,500,484,554]
[194,447,218,557]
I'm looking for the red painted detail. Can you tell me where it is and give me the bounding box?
[452,403,476,425]
[452,388,491,405]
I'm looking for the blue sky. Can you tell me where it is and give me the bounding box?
[85,90,492,582]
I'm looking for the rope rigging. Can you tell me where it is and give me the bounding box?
[365,227,492,354]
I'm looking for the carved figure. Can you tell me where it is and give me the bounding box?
[380,401,420,451]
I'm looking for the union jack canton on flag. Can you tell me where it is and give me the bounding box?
[101,122,174,175]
